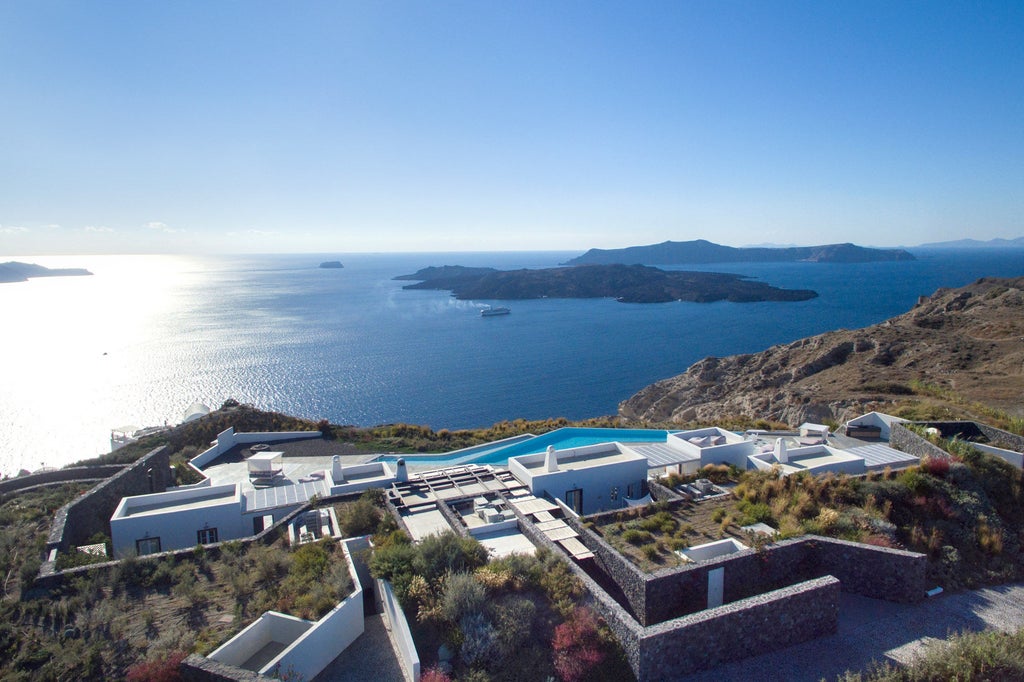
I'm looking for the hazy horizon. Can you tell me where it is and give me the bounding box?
[2,2,1022,255]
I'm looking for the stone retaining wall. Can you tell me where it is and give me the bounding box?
[562,508,925,626]
[44,447,170,559]
[812,536,926,603]
[507,497,859,681]
[648,478,685,502]
[890,423,951,462]
[0,465,127,496]
[637,576,840,680]
[978,423,1024,452]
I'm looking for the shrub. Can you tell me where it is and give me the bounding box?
[552,607,605,682]
[459,611,497,666]
[125,651,186,682]
[492,596,536,660]
[369,541,418,604]
[414,532,488,583]
[537,550,583,618]
[338,496,383,537]
[421,668,453,682]
[291,540,331,582]
[441,572,486,624]
[921,456,951,478]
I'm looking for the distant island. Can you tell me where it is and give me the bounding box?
[0,261,93,284]
[397,263,817,303]
[915,237,1024,249]
[319,261,344,269]
[562,239,916,266]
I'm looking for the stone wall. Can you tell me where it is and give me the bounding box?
[890,423,949,462]
[977,423,1024,453]
[0,465,126,496]
[812,536,926,603]
[637,576,840,680]
[562,509,650,621]
[647,539,817,622]
[45,447,170,557]
[437,498,470,538]
[563,505,926,627]
[647,478,685,502]
[509,498,855,681]
[180,654,274,681]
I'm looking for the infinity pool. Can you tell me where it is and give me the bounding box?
[376,427,670,468]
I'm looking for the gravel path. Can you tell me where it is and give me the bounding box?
[313,613,407,682]
[681,582,1024,681]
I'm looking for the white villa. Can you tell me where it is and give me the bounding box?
[508,442,649,514]
[107,412,921,558]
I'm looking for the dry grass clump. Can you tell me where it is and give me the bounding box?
[839,627,1024,681]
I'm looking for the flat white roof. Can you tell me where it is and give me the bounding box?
[517,443,645,472]
[632,442,701,467]
[248,451,283,462]
[117,487,238,518]
[844,444,919,470]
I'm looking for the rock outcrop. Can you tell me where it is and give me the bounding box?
[619,277,1024,426]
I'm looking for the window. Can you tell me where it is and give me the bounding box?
[136,537,161,556]
[565,488,583,514]
[197,528,219,544]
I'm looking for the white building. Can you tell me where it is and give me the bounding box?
[110,483,247,557]
[747,443,866,477]
[508,442,648,515]
[666,427,755,471]
[844,412,907,440]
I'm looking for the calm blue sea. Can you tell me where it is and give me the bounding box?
[1,248,1022,473]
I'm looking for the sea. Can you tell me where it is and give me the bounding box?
[2,249,1022,475]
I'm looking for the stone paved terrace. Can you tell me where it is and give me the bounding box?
[681,581,1024,681]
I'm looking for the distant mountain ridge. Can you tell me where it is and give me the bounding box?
[562,239,915,266]
[0,261,92,284]
[915,237,1024,249]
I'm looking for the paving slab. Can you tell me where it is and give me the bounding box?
[680,582,1024,681]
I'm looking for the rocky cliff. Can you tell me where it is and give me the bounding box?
[620,277,1024,426]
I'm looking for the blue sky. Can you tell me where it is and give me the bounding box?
[1,1,1022,254]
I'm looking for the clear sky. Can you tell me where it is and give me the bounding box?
[1,1,1022,255]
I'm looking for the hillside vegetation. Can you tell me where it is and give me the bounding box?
[620,277,1024,429]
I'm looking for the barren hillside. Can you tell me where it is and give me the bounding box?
[620,277,1024,427]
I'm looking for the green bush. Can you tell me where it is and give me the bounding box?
[413,532,488,583]
[338,496,383,537]
[622,529,654,546]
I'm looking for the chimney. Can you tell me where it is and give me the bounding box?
[396,458,408,482]
[332,455,345,482]
[774,438,788,464]
[545,445,559,472]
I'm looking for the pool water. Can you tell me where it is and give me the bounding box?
[377,427,670,468]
